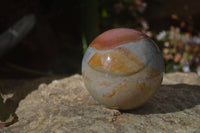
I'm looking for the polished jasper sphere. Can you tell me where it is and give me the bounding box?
[82,28,164,110]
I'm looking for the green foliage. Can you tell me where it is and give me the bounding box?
[82,34,88,54]
[101,8,108,18]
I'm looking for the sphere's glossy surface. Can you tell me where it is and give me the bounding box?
[82,28,164,110]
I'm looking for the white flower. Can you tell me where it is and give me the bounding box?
[182,61,190,72]
[181,35,190,43]
[141,20,149,30]
[164,42,170,47]
[192,36,200,44]
[182,65,190,72]
[157,31,166,40]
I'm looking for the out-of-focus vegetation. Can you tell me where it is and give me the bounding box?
[97,0,200,75]
[0,0,200,76]
[150,9,200,75]
[99,0,148,31]
[154,26,200,74]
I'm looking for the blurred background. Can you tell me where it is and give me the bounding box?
[0,0,200,78]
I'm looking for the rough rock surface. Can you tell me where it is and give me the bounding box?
[1,72,200,133]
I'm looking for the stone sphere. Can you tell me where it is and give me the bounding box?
[82,28,164,110]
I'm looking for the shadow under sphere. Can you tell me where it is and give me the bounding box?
[122,84,200,114]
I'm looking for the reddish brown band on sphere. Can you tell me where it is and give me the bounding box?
[90,28,148,50]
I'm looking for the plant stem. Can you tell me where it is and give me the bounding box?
[81,0,99,44]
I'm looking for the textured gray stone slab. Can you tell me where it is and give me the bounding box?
[2,73,200,133]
